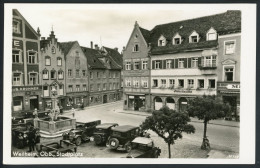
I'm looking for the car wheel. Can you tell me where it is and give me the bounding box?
[94,135,102,145]
[125,142,132,152]
[108,138,119,149]
[75,137,82,146]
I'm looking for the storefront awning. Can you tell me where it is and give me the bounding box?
[202,49,218,56]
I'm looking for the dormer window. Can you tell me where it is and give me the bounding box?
[207,27,217,41]
[173,33,181,45]
[158,35,166,46]
[189,31,199,43]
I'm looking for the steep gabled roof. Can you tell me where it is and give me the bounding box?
[81,47,106,69]
[138,10,241,55]
[103,46,123,67]
[139,27,150,44]
[59,41,77,56]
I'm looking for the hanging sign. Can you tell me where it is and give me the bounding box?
[226,84,240,89]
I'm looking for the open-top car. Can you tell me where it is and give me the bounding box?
[92,123,119,145]
[62,120,101,146]
[107,125,140,152]
[126,137,161,158]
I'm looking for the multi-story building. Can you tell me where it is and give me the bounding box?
[123,10,241,112]
[12,9,42,115]
[216,11,241,119]
[123,22,151,111]
[40,30,66,110]
[59,41,89,109]
[81,44,122,106]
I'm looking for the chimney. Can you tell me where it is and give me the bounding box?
[94,44,99,50]
[114,47,118,51]
[41,37,45,40]
[90,41,93,49]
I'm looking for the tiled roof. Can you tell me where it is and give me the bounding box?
[59,41,77,56]
[138,10,241,55]
[139,27,150,44]
[103,46,123,67]
[81,47,106,69]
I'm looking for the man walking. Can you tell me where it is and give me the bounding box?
[27,124,36,152]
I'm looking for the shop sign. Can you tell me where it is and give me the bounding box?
[226,84,240,90]
[12,86,41,92]
[140,96,145,99]
[181,102,188,104]
[129,96,134,99]
[174,89,192,93]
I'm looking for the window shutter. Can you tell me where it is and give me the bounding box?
[163,60,166,69]
[198,57,201,67]
[171,59,175,68]
[159,60,162,69]
[184,58,187,68]
[175,59,178,68]
[188,58,191,68]
[152,60,155,69]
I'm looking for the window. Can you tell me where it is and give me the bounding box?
[13,73,21,86]
[68,69,72,77]
[97,72,100,78]
[13,20,21,34]
[174,38,181,44]
[113,72,116,78]
[134,62,140,70]
[178,79,184,88]
[51,70,56,79]
[52,47,56,54]
[142,61,148,70]
[208,79,216,89]
[225,41,235,54]
[169,79,175,88]
[103,83,106,90]
[207,28,217,41]
[113,83,116,89]
[117,83,119,89]
[83,85,87,91]
[155,60,161,69]
[173,33,181,45]
[29,73,37,85]
[109,83,112,90]
[109,72,112,78]
[126,79,131,87]
[153,79,158,87]
[178,59,184,68]
[43,70,49,79]
[90,72,93,79]
[45,57,51,66]
[103,72,106,78]
[90,84,94,91]
[76,70,80,78]
[68,85,73,92]
[142,81,148,88]
[58,71,63,79]
[191,36,198,43]
[57,57,62,66]
[82,70,86,77]
[203,55,216,67]
[97,84,101,91]
[225,68,234,81]
[134,80,139,88]
[43,86,49,97]
[188,79,194,88]
[76,85,80,91]
[126,62,131,70]
[189,31,199,43]
[158,36,166,46]
[133,44,139,52]
[158,40,163,46]
[191,58,198,68]
[166,60,172,69]
[28,51,37,64]
[12,50,20,63]
[161,79,166,87]
[58,85,63,95]
[198,79,204,88]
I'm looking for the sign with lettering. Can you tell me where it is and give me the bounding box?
[226,84,240,89]
[129,96,134,99]
[12,86,42,92]
[14,40,20,46]
[174,89,192,93]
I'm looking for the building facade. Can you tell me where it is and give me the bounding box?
[40,30,66,110]
[59,41,89,109]
[81,44,122,106]
[12,9,42,115]
[122,22,151,111]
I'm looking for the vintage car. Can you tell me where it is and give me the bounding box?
[62,120,101,146]
[107,125,140,152]
[36,140,77,157]
[91,123,119,145]
[126,137,161,158]
[12,125,41,149]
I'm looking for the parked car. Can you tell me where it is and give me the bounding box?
[62,120,101,146]
[91,123,119,145]
[107,125,140,152]
[126,137,161,158]
[12,125,41,149]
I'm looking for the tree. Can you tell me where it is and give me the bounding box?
[140,106,195,158]
[186,95,231,150]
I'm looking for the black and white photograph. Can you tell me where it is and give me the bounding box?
[3,3,256,164]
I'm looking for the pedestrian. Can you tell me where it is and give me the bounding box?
[27,124,35,152]
[60,105,63,115]
[72,108,75,118]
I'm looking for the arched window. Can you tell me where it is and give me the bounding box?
[57,57,62,66]
[51,70,56,79]
[52,46,56,54]
[42,69,49,80]
[45,56,51,66]
[58,70,64,79]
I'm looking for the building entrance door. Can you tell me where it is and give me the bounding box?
[30,96,39,110]
[103,95,107,103]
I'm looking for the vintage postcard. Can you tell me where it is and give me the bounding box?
[3,3,256,164]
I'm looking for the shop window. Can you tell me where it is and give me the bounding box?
[208,79,216,89]
[28,51,37,64]
[51,70,56,79]
[188,79,194,88]
[153,79,158,87]
[13,20,21,34]
[12,50,21,63]
[142,61,148,70]
[58,71,63,79]
[68,69,72,77]
[198,79,204,88]
[29,73,37,85]
[126,62,131,70]
[76,85,80,92]
[13,73,22,86]
[42,70,49,80]
[178,79,184,88]
[68,85,73,92]
[225,68,234,81]
[57,57,62,66]
[225,41,235,55]
[13,96,23,111]
[191,58,198,68]
[178,59,184,68]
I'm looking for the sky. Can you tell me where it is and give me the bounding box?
[11,4,230,52]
